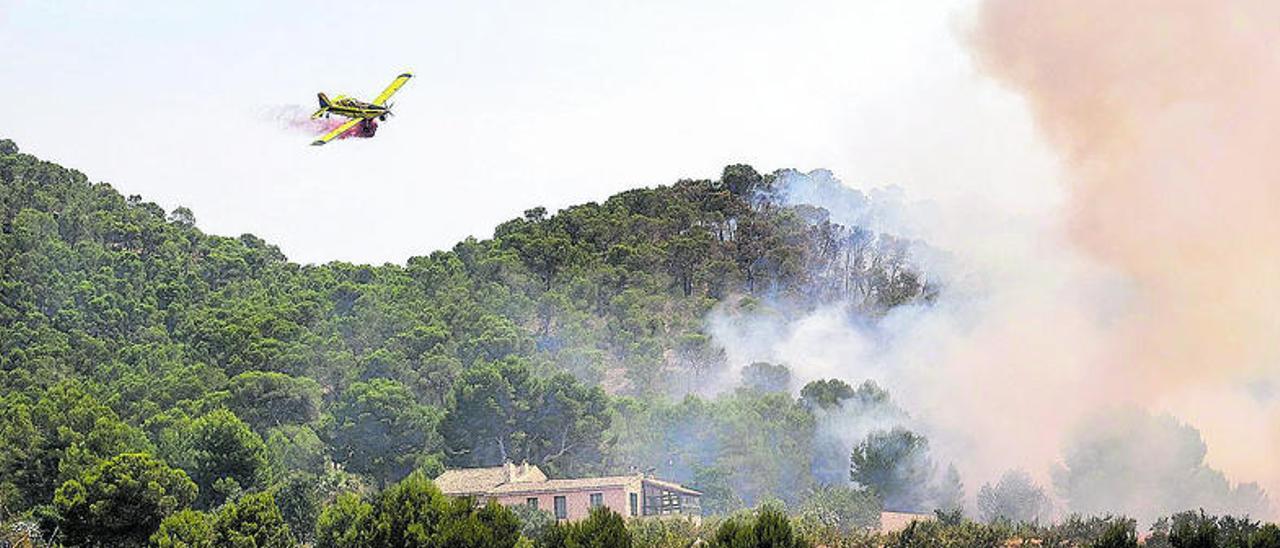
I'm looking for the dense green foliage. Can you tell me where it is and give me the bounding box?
[326,378,441,485]
[795,485,881,534]
[53,452,196,547]
[0,140,930,535]
[509,502,556,541]
[174,409,271,508]
[151,491,294,547]
[711,505,810,548]
[151,508,216,548]
[314,471,520,548]
[2,139,1276,546]
[540,506,633,548]
[1146,510,1280,548]
[440,360,609,475]
[209,491,295,547]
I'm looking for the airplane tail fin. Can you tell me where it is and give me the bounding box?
[312,93,331,119]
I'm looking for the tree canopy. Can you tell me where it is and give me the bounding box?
[54,452,196,547]
[12,140,1264,547]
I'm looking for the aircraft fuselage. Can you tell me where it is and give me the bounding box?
[329,101,385,119]
[313,94,389,120]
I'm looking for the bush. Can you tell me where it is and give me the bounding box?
[887,518,1010,548]
[1251,524,1280,548]
[271,473,322,544]
[1147,509,1220,548]
[540,506,632,548]
[509,503,555,541]
[796,484,881,534]
[1090,519,1138,548]
[315,471,520,548]
[152,509,214,547]
[212,491,294,547]
[627,516,707,548]
[54,453,197,547]
[315,493,374,548]
[1029,515,1137,547]
[975,470,1052,524]
[710,505,810,548]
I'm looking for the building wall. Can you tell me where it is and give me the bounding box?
[878,511,935,533]
[492,485,641,521]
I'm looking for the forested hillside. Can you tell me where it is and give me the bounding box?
[4,141,1278,548]
[0,138,946,543]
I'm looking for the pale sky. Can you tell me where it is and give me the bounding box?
[0,0,1057,264]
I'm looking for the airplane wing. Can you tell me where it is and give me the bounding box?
[310,118,362,146]
[371,73,413,106]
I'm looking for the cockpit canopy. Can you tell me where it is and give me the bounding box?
[334,96,377,108]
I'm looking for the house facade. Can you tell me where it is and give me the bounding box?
[434,462,701,522]
[878,511,936,533]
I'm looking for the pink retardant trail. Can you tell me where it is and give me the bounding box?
[261,105,375,140]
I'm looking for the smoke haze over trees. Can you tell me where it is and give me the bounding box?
[0,140,936,542]
[0,119,1275,546]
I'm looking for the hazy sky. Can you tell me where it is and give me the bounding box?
[0,0,1057,264]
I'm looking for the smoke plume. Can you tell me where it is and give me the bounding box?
[705,0,1279,521]
[970,0,1280,517]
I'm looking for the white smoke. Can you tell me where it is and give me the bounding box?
[704,166,1273,521]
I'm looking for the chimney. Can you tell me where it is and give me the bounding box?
[504,461,516,482]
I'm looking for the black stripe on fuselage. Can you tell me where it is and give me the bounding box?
[326,105,387,118]
[335,100,384,110]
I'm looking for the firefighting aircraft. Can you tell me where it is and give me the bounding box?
[309,72,413,146]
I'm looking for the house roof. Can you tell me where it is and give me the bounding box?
[642,477,702,496]
[434,467,510,495]
[434,464,701,498]
[490,475,642,495]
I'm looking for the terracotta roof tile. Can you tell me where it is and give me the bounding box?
[434,464,700,499]
[434,467,509,495]
[489,475,642,495]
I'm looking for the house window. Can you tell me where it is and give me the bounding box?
[589,492,604,508]
[554,496,567,519]
[526,497,538,509]
[629,493,638,516]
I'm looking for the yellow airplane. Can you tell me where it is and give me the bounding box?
[310,72,413,146]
